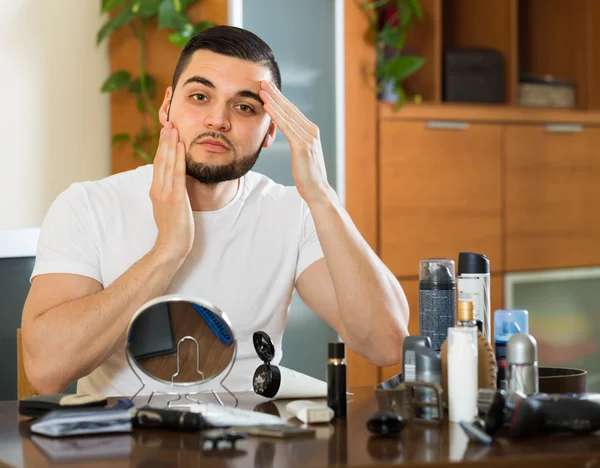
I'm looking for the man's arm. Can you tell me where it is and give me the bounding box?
[22,122,193,394]
[23,251,184,394]
[259,80,409,366]
[295,195,409,367]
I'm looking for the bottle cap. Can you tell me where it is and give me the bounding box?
[457,301,475,322]
[415,347,441,380]
[458,252,490,275]
[506,333,538,364]
[419,259,456,287]
[328,341,345,359]
[253,331,275,364]
[494,310,529,340]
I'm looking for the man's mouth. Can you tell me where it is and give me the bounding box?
[198,138,230,153]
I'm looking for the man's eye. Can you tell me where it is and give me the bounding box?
[237,104,254,113]
[191,94,207,101]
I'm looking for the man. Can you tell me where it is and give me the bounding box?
[22,25,409,396]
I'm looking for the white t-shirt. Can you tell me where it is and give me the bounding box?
[31,165,324,396]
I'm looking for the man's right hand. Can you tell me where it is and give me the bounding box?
[150,122,194,262]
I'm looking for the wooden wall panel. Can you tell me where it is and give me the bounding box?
[443,0,518,104]
[519,0,587,109]
[403,0,442,102]
[344,0,380,387]
[110,1,228,175]
[588,0,600,110]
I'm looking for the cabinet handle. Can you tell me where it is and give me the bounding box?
[544,124,583,133]
[426,121,469,130]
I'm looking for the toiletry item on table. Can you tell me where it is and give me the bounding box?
[189,402,286,427]
[440,301,497,405]
[415,347,441,420]
[475,388,600,439]
[419,258,456,352]
[327,341,347,419]
[252,331,328,399]
[286,400,334,424]
[19,393,108,418]
[507,333,539,396]
[457,252,491,342]
[403,336,432,382]
[494,310,529,390]
[31,404,210,437]
[447,327,478,423]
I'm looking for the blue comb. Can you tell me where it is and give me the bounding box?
[192,303,233,345]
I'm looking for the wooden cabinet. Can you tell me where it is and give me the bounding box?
[505,125,600,271]
[379,121,503,277]
[380,275,505,382]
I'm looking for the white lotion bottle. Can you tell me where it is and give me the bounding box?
[447,327,478,423]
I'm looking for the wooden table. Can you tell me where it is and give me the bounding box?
[2,387,600,467]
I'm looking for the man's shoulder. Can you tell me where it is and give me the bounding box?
[53,165,152,220]
[83,164,153,194]
[61,165,152,202]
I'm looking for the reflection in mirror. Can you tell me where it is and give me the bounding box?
[126,296,236,388]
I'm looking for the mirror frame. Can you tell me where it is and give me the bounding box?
[125,294,237,389]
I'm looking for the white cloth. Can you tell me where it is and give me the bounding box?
[32,165,324,396]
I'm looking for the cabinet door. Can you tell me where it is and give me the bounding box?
[379,121,503,277]
[380,275,505,382]
[505,125,600,271]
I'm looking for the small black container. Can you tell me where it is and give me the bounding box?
[252,331,281,398]
[327,342,347,419]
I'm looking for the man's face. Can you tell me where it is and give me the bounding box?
[159,50,276,184]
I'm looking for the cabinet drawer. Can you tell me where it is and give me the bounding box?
[505,125,600,270]
[379,121,503,277]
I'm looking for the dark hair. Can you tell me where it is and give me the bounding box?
[171,25,282,92]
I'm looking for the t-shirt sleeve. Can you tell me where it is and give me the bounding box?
[31,183,102,284]
[294,200,325,283]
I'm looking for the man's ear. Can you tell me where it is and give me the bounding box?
[262,119,277,148]
[158,87,173,126]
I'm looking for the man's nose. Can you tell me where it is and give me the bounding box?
[204,104,231,132]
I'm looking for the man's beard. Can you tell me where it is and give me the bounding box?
[185,131,268,185]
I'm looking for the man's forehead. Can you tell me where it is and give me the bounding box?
[181,50,271,88]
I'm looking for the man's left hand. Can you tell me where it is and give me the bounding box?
[260,80,331,205]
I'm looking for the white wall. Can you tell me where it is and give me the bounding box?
[0,0,111,229]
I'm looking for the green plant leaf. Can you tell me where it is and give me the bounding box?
[102,0,126,13]
[360,0,390,9]
[158,0,190,30]
[136,95,146,113]
[132,127,153,161]
[97,1,135,44]
[135,126,150,142]
[180,0,196,8]
[131,0,161,17]
[128,74,157,95]
[101,70,132,92]
[168,20,214,47]
[394,83,407,109]
[132,145,152,163]
[380,23,406,50]
[111,133,131,145]
[397,0,413,28]
[384,55,425,81]
[408,0,423,20]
